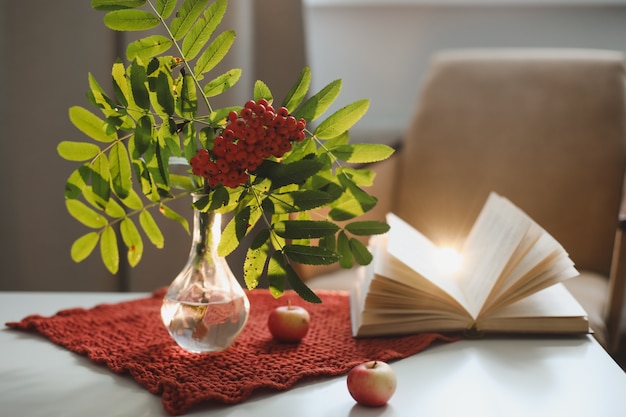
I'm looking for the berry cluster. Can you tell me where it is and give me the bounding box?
[190,99,307,188]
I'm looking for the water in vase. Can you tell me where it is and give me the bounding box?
[161,291,249,353]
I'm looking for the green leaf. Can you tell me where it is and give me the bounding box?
[337,231,352,269]
[180,74,197,119]
[243,228,270,290]
[345,220,390,236]
[339,166,374,187]
[170,173,196,190]
[208,105,240,124]
[282,66,311,113]
[270,189,333,213]
[91,153,111,204]
[193,186,231,211]
[273,220,339,239]
[69,106,117,143]
[100,225,120,274]
[203,68,241,97]
[330,143,395,164]
[160,204,190,233]
[218,205,261,257]
[139,210,165,248]
[350,237,373,266]
[283,244,340,265]
[120,217,144,267]
[329,175,378,221]
[121,188,144,210]
[103,10,160,31]
[133,115,154,155]
[181,0,226,60]
[92,0,146,11]
[144,144,171,194]
[66,200,108,228]
[104,198,126,218]
[204,68,242,97]
[57,141,101,162]
[154,71,176,116]
[255,159,324,189]
[130,59,150,111]
[156,0,177,18]
[253,80,272,103]
[266,253,286,298]
[126,35,173,62]
[314,99,370,139]
[87,73,119,117]
[294,79,341,122]
[193,30,236,76]
[70,232,100,263]
[170,0,209,40]
[181,121,197,161]
[279,253,322,303]
[64,166,91,198]
[110,141,132,199]
[111,61,130,109]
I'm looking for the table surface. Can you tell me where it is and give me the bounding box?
[1,291,625,417]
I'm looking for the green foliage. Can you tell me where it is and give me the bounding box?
[60,0,394,303]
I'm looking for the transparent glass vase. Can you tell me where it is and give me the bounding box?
[160,194,250,353]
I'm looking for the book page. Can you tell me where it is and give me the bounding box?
[456,193,532,318]
[386,213,471,311]
[477,283,589,334]
[351,233,472,337]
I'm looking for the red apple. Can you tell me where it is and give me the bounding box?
[267,303,310,342]
[347,360,397,407]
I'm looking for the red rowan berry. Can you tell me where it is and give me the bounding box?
[241,107,253,120]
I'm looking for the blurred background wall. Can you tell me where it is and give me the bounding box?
[2,0,626,292]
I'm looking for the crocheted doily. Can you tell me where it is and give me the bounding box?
[6,288,458,415]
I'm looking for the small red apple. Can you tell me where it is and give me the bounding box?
[267,303,310,342]
[347,360,397,407]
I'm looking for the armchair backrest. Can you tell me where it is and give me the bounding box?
[393,48,626,277]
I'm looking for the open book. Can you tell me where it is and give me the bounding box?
[350,192,590,337]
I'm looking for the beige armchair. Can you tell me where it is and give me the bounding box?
[303,48,626,354]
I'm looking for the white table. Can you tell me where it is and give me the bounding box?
[1,292,625,417]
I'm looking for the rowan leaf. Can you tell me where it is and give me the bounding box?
[120,217,144,267]
[139,210,165,248]
[69,106,117,143]
[103,10,160,31]
[126,35,172,62]
[282,66,311,113]
[330,143,395,164]
[110,141,132,199]
[170,0,209,40]
[66,200,108,228]
[203,68,242,97]
[350,237,372,266]
[57,141,101,162]
[100,225,120,274]
[273,220,339,239]
[294,79,341,122]
[314,99,370,139]
[193,30,235,76]
[70,232,100,263]
[344,220,390,236]
[283,244,340,265]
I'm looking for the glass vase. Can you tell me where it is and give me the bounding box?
[160,194,250,353]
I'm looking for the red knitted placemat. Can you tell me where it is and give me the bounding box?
[6,288,458,415]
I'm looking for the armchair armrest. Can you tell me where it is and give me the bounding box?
[606,171,626,351]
